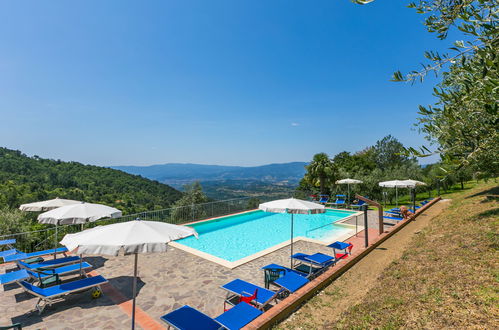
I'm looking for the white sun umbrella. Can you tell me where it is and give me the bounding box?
[259,198,325,267]
[19,197,81,212]
[336,179,363,204]
[379,180,417,208]
[401,180,427,211]
[60,220,198,330]
[38,202,122,258]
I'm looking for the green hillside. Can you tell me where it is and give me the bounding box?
[0,147,183,214]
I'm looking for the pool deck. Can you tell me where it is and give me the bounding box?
[0,211,387,329]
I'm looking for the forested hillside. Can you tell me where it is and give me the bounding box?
[0,148,182,214]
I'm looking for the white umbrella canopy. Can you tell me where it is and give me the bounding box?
[336,179,363,204]
[19,197,81,212]
[402,179,426,186]
[259,198,325,267]
[379,180,417,207]
[336,178,363,184]
[60,220,198,256]
[38,202,122,225]
[60,220,197,330]
[378,180,416,188]
[259,198,325,214]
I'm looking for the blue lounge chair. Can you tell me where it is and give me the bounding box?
[160,302,262,330]
[17,256,81,271]
[0,269,30,285]
[327,241,352,259]
[0,239,16,248]
[0,262,92,286]
[318,195,329,204]
[3,247,68,263]
[0,249,20,259]
[19,275,108,314]
[330,195,346,208]
[350,199,366,209]
[261,263,307,289]
[272,271,309,294]
[291,252,336,277]
[221,279,277,310]
[383,215,404,221]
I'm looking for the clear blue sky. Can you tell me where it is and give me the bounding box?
[0,0,453,166]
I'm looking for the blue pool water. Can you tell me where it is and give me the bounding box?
[177,209,355,262]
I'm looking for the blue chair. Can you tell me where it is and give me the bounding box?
[19,275,108,314]
[3,247,68,263]
[17,256,81,271]
[291,252,336,277]
[272,271,309,294]
[383,215,404,221]
[318,195,329,204]
[350,199,366,209]
[261,263,307,289]
[0,239,16,248]
[0,262,92,286]
[221,279,277,310]
[327,241,352,259]
[330,195,346,208]
[160,302,262,330]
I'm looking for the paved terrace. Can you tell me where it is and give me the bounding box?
[0,211,388,329]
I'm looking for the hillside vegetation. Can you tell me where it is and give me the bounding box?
[0,147,182,214]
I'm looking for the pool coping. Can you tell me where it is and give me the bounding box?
[170,208,364,269]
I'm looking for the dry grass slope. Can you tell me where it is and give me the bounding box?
[279,182,498,329]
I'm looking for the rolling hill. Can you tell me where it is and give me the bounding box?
[0,147,183,213]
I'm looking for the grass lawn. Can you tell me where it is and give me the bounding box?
[278,180,498,329]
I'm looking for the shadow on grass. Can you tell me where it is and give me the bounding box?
[465,186,499,199]
[476,208,499,219]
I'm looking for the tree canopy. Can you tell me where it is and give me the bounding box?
[358,0,498,177]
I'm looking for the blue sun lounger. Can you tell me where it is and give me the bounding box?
[327,241,352,259]
[221,279,277,310]
[383,215,404,221]
[0,249,20,259]
[160,302,263,330]
[17,256,81,271]
[0,269,30,285]
[291,252,336,277]
[318,195,329,204]
[350,199,366,209]
[0,239,16,248]
[3,247,68,263]
[330,195,346,208]
[0,262,92,286]
[19,275,108,314]
[272,271,309,294]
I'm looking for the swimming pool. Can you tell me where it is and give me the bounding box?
[174,209,358,267]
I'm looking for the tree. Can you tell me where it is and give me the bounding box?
[304,153,336,194]
[171,182,209,222]
[355,0,499,176]
[373,135,415,169]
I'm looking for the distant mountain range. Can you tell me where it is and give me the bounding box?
[111,162,308,200]
[112,162,308,185]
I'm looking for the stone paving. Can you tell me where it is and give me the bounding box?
[0,210,386,329]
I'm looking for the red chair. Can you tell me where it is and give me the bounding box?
[239,289,258,305]
[347,242,354,254]
[224,289,258,312]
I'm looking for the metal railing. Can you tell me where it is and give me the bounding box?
[0,197,259,255]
